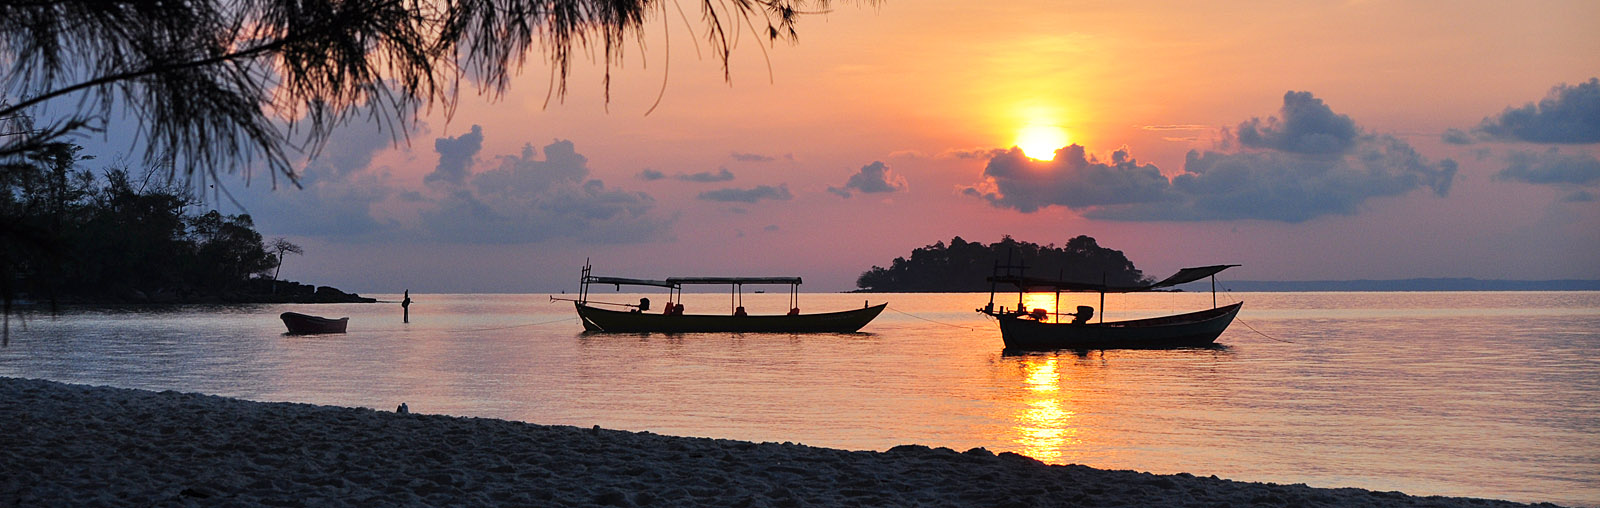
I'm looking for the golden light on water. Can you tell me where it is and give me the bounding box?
[1023,357,1061,393]
[1012,357,1079,462]
[1016,124,1069,160]
[1021,293,1065,322]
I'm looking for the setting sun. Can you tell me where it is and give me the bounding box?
[1016,125,1069,160]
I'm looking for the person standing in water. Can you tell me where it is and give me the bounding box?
[402,290,412,323]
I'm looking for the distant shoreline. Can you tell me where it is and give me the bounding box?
[850,279,1600,293]
[5,280,377,305]
[1195,279,1600,292]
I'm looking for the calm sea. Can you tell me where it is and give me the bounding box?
[2,291,1596,506]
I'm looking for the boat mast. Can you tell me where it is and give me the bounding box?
[1054,268,1063,324]
[1099,272,1106,324]
[1211,274,1217,309]
[579,259,591,305]
[1011,250,1023,311]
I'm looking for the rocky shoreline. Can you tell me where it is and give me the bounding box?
[0,377,1564,507]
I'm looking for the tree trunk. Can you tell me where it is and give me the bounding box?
[272,255,283,294]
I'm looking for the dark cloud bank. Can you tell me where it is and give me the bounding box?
[237,121,401,238]
[1496,148,1600,186]
[426,125,483,185]
[1474,78,1600,144]
[1449,78,1600,202]
[964,91,1458,222]
[828,161,908,198]
[259,123,669,244]
[421,135,668,244]
[698,184,793,203]
[730,151,792,162]
[638,167,736,182]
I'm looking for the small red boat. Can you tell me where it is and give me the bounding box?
[280,312,349,334]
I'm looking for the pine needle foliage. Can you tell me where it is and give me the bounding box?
[0,0,840,192]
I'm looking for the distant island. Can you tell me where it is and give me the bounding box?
[855,236,1148,292]
[852,235,1599,293]
[1,145,373,306]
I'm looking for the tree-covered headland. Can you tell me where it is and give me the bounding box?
[856,236,1150,292]
[0,143,370,305]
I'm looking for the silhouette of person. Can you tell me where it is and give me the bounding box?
[1071,305,1093,324]
[402,290,412,323]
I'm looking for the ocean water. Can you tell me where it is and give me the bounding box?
[2,291,1596,507]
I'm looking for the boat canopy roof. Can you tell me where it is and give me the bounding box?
[667,276,801,285]
[584,275,802,288]
[989,264,1239,293]
[585,276,675,288]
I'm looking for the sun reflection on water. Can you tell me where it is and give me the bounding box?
[1011,357,1079,462]
[1017,293,1097,323]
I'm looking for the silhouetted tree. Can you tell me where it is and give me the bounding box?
[269,237,304,284]
[2,0,854,342]
[1,0,847,189]
[2,149,279,306]
[857,236,1149,292]
[67,168,193,299]
[187,212,274,293]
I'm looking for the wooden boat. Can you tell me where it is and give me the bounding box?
[575,302,884,333]
[992,302,1241,350]
[979,262,1242,351]
[279,312,349,334]
[561,262,884,333]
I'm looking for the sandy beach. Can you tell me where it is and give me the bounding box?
[0,377,1563,507]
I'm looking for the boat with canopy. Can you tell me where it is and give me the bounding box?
[978,258,1242,350]
[560,262,885,333]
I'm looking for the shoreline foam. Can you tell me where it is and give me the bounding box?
[0,377,1563,507]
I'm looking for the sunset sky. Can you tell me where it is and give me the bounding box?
[124,1,1600,292]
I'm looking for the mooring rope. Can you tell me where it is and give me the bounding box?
[886,306,976,331]
[1215,278,1294,344]
[1235,316,1293,343]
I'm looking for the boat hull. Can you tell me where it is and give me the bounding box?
[280,312,349,334]
[995,302,1242,350]
[576,303,885,333]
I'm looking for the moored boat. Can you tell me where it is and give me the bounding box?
[561,262,884,333]
[979,262,1242,351]
[575,302,884,333]
[280,312,349,334]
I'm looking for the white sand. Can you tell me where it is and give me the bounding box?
[0,377,1563,507]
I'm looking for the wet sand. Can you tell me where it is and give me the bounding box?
[0,377,1563,507]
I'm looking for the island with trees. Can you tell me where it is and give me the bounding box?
[0,143,373,305]
[856,236,1150,292]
